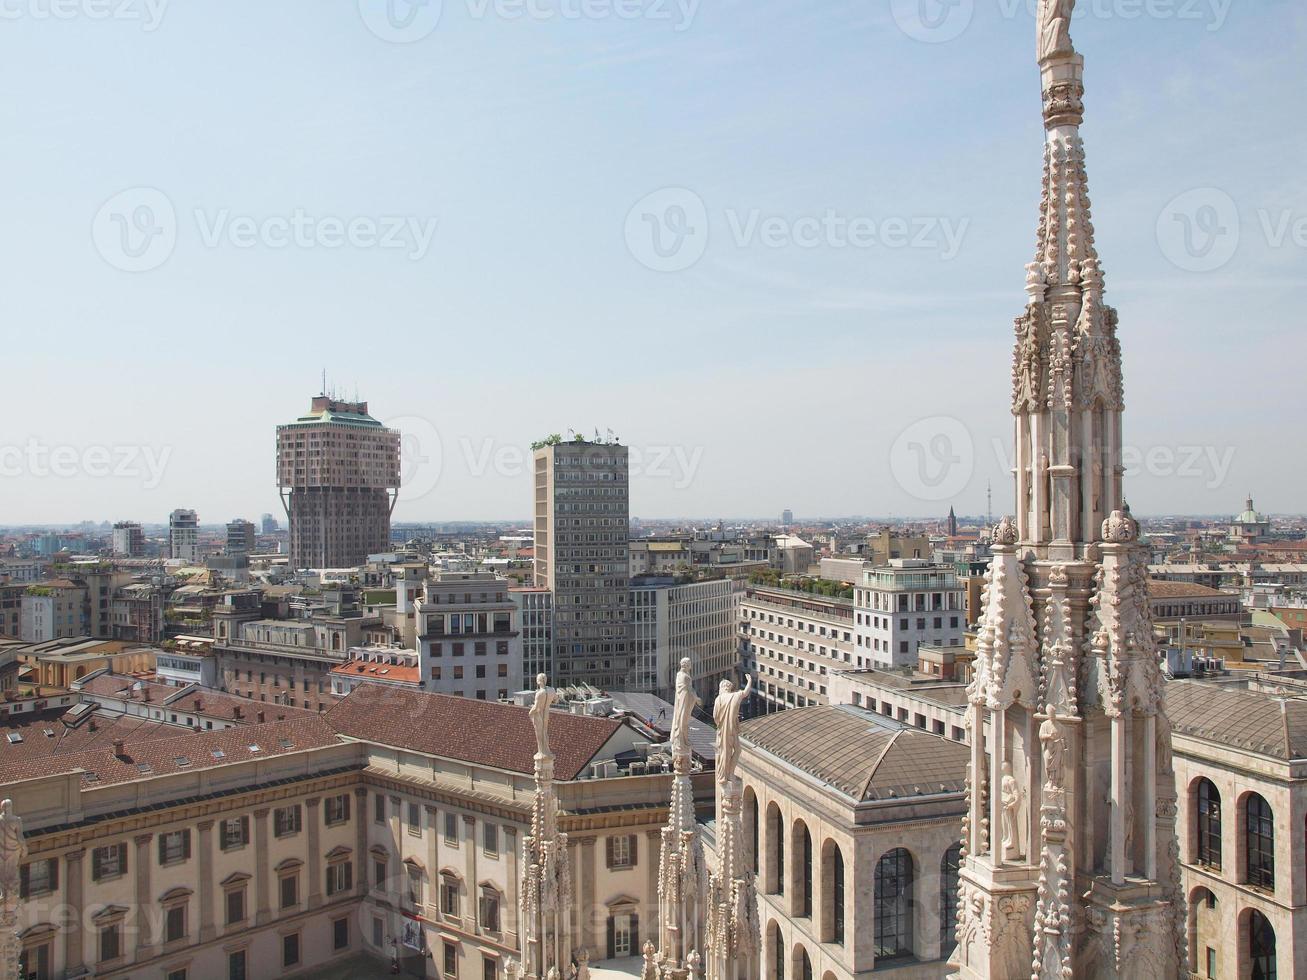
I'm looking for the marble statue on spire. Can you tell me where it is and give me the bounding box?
[951,3,1183,978]
[705,677,759,980]
[519,678,574,980]
[712,675,751,786]
[656,658,705,979]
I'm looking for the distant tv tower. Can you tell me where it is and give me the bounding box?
[986,480,993,528]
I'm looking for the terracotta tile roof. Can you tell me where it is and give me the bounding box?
[325,684,620,781]
[1147,579,1234,599]
[330,661,422,685]
[0,715,342,787]
[742,704,968,801]
[77,674,312,723]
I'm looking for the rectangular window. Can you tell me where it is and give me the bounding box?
[158,830,190,866]
[274,805,302,838]
[484,956,498,980]
[482,822,498,856]
[440,878,460,917]
[444,943,458,978]
[98,923,121,962]
[480,891,501,932]
[167,970,187,980]
[164,904,186,943]
[226,888,245,925]
[92,843,127,881]
[327,861,353,896]
[444,812,459,844]
[407,802,422,835]
[325,794,350,826]
[606,835,635,870]
[407,867,424,908]
[334,916,350,951]
[372,916,384,948]
[228,950,247,980]
[280,873,298,909]
[282,933,300,969]
[220,817,249,851]
[374,859,387,889]
[374,793,385,824]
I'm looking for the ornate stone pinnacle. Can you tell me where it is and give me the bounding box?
[993,516,1019,545]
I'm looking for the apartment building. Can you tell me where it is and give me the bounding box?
[20,580,88,643]
[739,585,855,714]
[532,440,631,689]
[276,396,401,570]
[0,582,24,638]
[415,571,523,701]
[510,586,553,683]
[169,509,200,563]
[4,685,671,980]
[226,520,257,556]
[853,560,966,670]
[110,522,145,558]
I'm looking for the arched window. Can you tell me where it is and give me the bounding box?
[773,925,785,980]
[1196,779,1221,869]
[795,946,813,980]
[798,823,813,918]
[874,848,914,960]
[746,790,759,874]
[832,846,845,945]
[1249,909,1276,980]
[1245,793,1274,889]
[766,804,785,896]
[940,842,962,949]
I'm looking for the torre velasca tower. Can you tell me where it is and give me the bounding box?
[276,396,401,570]
[952,3,1184,978]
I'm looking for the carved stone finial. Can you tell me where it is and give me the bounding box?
[1101,508,1138,543]
[993,516,1019,545]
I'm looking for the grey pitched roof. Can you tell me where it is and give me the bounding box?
[1166,679,1307,760]
[740,705,967,801]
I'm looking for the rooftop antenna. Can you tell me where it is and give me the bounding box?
[320,368,326,397]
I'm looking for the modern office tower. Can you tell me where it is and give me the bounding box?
[511,585,554,683]
[415,570,522,701]
[261,513,279,534]
[226,519,257,555]
[111,521,144,558]
[533,439,631,689]
[781,509,793,527]
[169,508,200,562]
[630,576,739,701]
[275,396,401,570]
[853,559,966,670]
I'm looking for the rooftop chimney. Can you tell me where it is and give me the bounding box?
[256,711,265,724]
[112,738,125,756]
[232,705,243,719]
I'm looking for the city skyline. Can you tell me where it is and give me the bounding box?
[3,2,1303,523]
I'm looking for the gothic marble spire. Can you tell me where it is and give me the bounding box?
[517,676,574,980]
[953,5,1184,978]
[656,659,706,979]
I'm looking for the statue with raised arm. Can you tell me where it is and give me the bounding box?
[713,675,753,785]
[670,657,700,762]
[0,800,26,913]
[1037,0,1075,62]
[529,673,559,759]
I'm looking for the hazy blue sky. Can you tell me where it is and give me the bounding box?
[1,0,1302,525]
